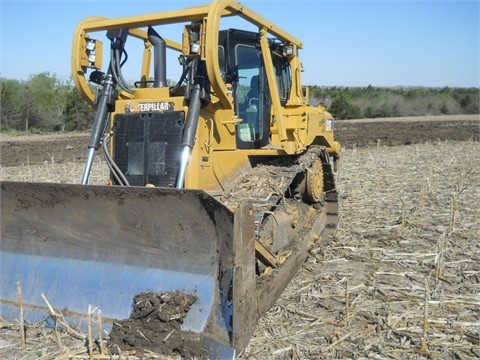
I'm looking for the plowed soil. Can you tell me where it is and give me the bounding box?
[107,291,206,358]
[1,115,479,167]
[1,115,479,360]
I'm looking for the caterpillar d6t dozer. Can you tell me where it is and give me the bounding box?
[1,0,340,357]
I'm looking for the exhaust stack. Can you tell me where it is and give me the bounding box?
[148,27,167,88]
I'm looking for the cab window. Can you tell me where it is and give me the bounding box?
[235,45,263,144]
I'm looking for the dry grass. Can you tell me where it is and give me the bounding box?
[343,114,480,123]
[1,140,479,359]
[0,155,109,185]
[240,140,480,359]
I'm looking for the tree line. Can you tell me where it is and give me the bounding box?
[310,85,479,120]
[1,73,94,133]
[1,73,479,133]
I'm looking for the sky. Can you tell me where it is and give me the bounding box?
[0,0,479,88]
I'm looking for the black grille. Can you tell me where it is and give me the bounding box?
[113,111,185,187]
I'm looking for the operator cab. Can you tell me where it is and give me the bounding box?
[218,29,292,149]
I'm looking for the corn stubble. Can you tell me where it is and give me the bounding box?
[1,139,479,360]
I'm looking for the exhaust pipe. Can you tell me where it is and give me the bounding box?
[148,27,167,88]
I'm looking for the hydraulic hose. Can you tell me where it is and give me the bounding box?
[176,82,202,188]
[175,60,207,188]
[81,72,116,185]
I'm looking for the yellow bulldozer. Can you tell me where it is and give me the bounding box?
[1,0,341,357]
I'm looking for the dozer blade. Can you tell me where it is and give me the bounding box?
[0,181,257,357]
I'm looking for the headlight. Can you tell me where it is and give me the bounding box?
[326,119,334,132]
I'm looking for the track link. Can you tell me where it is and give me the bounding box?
[222,145,339,243]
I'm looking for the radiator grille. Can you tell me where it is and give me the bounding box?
[113,111,185,187]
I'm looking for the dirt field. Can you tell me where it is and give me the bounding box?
[242,140,480,359]
[0,115,478,168]
[1,115,479,359]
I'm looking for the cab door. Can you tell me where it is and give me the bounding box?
[219,29,271,149]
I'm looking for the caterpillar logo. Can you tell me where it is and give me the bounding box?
[139,102,174,112]
[125,101,175,113]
